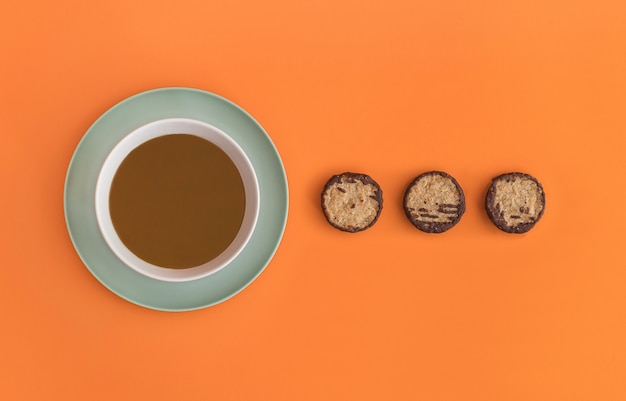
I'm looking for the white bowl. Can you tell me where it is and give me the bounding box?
[95,118,260,282]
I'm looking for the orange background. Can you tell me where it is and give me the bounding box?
[2,0,626,400]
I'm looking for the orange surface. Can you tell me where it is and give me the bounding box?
[2,0,626,400]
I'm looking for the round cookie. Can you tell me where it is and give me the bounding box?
[403,171,465,233]
[321,172,383,233]
[485,172,545,234]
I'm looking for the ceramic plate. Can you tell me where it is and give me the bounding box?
[64,87,288,311]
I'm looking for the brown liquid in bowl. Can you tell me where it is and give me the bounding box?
[109,134,246,269]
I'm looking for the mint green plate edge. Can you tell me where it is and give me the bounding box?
[63,87,289,312]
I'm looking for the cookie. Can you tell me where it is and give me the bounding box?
[321,172,383,232]
[485,172,545,233]
[403,171,465,233]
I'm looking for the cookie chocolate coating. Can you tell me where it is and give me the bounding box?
[321,172,383,232]
[403,171,465,233]
[485,172,545,233]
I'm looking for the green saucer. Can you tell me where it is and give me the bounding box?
[64,88,288,311]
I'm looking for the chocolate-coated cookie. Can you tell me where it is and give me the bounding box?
[403,171,465,233]
[321,172,383,232]
[485,172,545,233]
